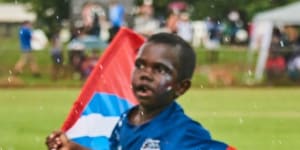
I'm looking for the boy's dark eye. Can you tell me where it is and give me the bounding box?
[135,60,145,70]
[154,64,171,75]
[135,60,172,75]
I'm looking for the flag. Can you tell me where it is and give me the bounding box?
[61,28,145,149]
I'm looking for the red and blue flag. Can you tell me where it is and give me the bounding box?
[61,28,145,149]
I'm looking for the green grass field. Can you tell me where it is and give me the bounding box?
[0,88,299,150]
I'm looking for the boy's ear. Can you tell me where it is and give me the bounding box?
[174,79,191,97]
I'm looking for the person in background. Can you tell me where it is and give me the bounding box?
[287,55,300,82]
[67,26,86,80]
[87,13,101,37]
[14,20,40,77]
[50,29,64,81]
[265,28,286,82]
[80,50,99,80]
[205,18,221,63]
[265,50,286,82]
[287,34,300,82]
[133,1,159,38]
[46,33,236,150]
[176,12,193,43]
[108,0,125,42]
[166,9,180,33]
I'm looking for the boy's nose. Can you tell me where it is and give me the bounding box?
[139,67,154,81]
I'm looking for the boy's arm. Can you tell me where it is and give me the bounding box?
[45,130,89,150]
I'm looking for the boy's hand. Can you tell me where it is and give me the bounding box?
[45,130,89,150]
[45,130,66,150]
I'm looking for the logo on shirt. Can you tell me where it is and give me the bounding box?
[140,138,160,150]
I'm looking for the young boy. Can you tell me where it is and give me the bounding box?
[46,33,235,150]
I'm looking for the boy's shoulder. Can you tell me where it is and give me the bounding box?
[167,103,234,149]
[168,102,212,138]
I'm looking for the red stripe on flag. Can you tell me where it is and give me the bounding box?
[227,146,237,150]
[61,28,145,131]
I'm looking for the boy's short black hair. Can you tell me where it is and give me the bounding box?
[147,33,196,81]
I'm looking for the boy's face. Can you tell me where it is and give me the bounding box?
[131,42,180,109]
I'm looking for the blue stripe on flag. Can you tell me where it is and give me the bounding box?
[82,92,134,116]
[68,93,134,150]
[72,136,110,150]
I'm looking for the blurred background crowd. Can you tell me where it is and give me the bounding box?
[1,0,300,86]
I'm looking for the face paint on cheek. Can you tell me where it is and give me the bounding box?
[158,74,173,92]
[166,85,172,91]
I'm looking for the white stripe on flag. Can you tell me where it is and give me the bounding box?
[66,113,119,139]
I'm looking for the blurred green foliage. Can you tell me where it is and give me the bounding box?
[0,0,299,36]
[0,0,69,37]
[134,0,298,22]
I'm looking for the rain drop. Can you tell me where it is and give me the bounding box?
[56,58,61,63]
[9,70,12,75]
[247,70,252,76]
[224,36,230,43]
[35,136,41,142]
[212,112,217,116]
[271,140,275,144]
[45,8,55,17]
[285,135,289,139]
[56,16,60,20]
[140,111,144,116]
[280,40,284,47]
[200,85,204,88]
[210,4,215,8]
[99,65,103,70]
[239,118,243,124]
[118,120,122,127]
[253,103,257,109]
[278,140,282,145]
[8,77,12,83]
[7,146,14,150]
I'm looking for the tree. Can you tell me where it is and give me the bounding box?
[134,0,298,22]
[30,0,70,37]
[2,0,70,37]
[3,0,298,36]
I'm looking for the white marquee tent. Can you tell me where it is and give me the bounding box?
[253,1,300,25]
[0,4,36,23]
[250,2,300,81]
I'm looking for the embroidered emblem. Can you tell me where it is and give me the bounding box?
[140,138,160,150]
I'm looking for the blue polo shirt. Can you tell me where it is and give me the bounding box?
[110,102,232,150]
[19,25,32,52]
